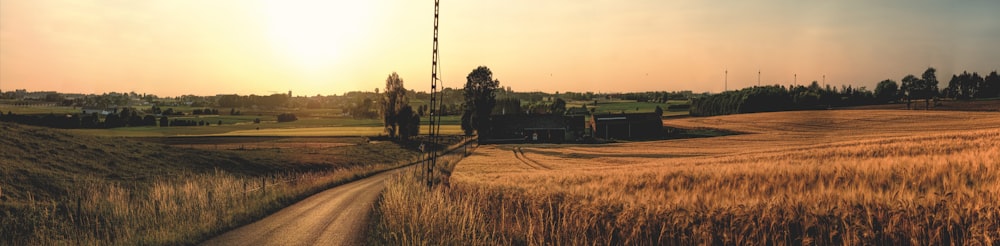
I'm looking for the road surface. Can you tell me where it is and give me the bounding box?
[201,168,404,246]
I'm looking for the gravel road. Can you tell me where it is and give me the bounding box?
[201,168,403,246]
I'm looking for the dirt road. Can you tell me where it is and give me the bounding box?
[201,168,403,246]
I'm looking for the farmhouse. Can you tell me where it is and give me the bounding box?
[82,107,117,116]
[487,114,586,143]
[590,112,663,140]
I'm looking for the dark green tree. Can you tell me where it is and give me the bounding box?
[920,67,939,109]
[463,66,500,136]
[550,98,567,115]
[900,74,918,109]
[977,71,1000,98]
[383,72,407,138]
[460,110,474,136]
[396,105,419,140]
[142,115,156,126]
[874,79,899,103]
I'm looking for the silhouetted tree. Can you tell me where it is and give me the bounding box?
[900,75,918,109]
[142,115,156,126]
[396,105,418,140]
[383,72,408,138]
[463,66,501,136]
[277,113,298,122]
[946,71,982,100]
[978,71,1000,98]
[874,79,899,103]
[550,98,567,115]
[920,67,939,109]
[81,113,100,128]
[410,111,420,137]
[493,98,522,115]
[460,110,474,136]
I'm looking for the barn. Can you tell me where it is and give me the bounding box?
[486,114,586,143]
[590,112,663,140]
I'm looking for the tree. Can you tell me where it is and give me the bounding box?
[277,113,298,122]
[900,75,918,109]
[142,115,157,126]
[550,98,567,115]
[874,79,898,103]
[159,116,169,127]
[978,71,1000,98]
[396,105,419,140]
[463,66,501,136]
[383,72,408,138]
[460,110,474,136]
[946,71,983,100]
[920,67,939,109]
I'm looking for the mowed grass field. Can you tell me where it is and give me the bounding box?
[374,110,1000,245]
[1,103,466,137]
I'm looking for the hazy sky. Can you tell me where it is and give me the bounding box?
[2,0,998,97]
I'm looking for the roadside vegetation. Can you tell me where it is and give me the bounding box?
[371,110,1000,245]
[0,122,435,245]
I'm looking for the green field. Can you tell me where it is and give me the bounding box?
[566,99,688,114]
[206,125,465,137]
[3,99,686,137]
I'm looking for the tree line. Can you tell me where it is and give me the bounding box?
[0,107,297,128]
[0,107,160,129]
[691,83,877,117]
[691,68,999,117]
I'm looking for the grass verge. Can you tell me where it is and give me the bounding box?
[0,122,455,245]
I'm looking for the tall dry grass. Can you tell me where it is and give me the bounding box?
[372,111,1000,245]
[1,161,411,245]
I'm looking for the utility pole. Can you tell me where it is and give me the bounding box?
[757,70,761,87]
[794,73,797,86]
[425,0,442,189]
[725,69,728,92]
[823,74,826,88]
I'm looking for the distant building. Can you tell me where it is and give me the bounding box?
[22,91,57,100]
[82,107,116,116]
[486,114,586,143]
[590,112,663,140]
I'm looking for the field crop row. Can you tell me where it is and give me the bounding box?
[373,110,1000,245]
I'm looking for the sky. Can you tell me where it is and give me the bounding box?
[1,0,999,97]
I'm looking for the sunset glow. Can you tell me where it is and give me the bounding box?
[1,0,998,96]
[263,1,376,73]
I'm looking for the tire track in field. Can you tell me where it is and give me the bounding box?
[512,146,552,170]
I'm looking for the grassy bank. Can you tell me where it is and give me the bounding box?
[0,122,431,245]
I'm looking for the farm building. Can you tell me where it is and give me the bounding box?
[82,107,117,116]
[486,114,586,143]
[590,112,664,140]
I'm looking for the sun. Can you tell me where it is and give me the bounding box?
[263,1,375,72]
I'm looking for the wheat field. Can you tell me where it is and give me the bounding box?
[373,110,1000,245]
